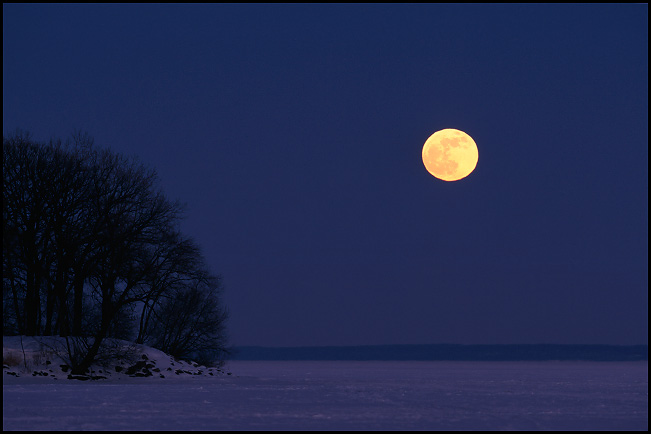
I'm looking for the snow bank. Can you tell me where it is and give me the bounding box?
[3,336,231,382]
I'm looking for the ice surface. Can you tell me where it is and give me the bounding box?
[3,354,647,430]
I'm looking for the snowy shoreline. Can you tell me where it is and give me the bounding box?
[3,336,231,382]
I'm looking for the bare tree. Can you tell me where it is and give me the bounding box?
[3,131,230,374]
[145,268,230,367]
[3,133,56,336]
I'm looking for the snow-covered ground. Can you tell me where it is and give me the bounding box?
[3,337,648,430]
[2,336,229,382]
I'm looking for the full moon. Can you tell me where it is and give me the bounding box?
[422,129,478,181]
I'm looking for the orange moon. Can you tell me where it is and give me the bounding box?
[422,129,478,181]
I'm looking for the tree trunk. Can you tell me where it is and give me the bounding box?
[71,283,115,375]
[72,274,85,336]
[44,288,55,336]
[24,265,39,336]
[70,305,112,375]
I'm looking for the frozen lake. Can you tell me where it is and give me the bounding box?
[3,360,647,430]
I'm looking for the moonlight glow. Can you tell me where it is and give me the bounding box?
[422,129,479,181]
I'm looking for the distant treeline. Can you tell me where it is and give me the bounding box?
[231,344,648,361]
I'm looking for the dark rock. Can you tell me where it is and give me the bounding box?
[60,365,70,372]
[67,374,91,381]
[153,367,161,372]
[141,354,148,360]
[159,374,165,378]
[115,366,123,373]
[126,361,148,375]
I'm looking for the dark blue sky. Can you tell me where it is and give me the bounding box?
[3,4,647,347]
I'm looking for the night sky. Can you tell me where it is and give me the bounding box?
[3,4,648,347]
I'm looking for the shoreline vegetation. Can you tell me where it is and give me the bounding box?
[231,344,648,361]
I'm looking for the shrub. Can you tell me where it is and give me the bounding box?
[3,350,22,367]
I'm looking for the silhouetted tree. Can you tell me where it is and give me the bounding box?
[3,131,229,373]
[145,268,230,367]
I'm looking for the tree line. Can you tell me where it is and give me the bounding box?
[3,131,229,373]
